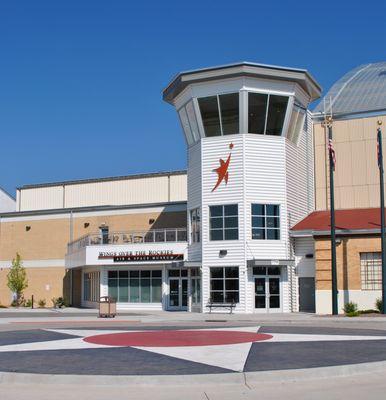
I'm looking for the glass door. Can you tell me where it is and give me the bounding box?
[169,278,180,308]
[181,279,188,307]
[254,274,281,312]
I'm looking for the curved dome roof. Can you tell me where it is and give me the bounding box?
[314,62,386,117]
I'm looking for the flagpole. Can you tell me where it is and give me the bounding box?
[377,120,386,314]
[325,115,338,315]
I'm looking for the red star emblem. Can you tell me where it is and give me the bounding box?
[211,143,234,192]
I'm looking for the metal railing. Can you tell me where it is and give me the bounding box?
[67,228,187,253]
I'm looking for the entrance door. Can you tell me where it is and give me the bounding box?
[299,277,315,312]
[168,278,188,310]
[254,276,281,312]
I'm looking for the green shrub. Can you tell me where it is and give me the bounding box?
[346,311,360,317]
[38,299,46,308]
[359,309,379,314]
[23,299,32,308]
[343,301,358,315]
[52,297,66,308]
[376,298,383,313]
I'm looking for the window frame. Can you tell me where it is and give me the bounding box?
[210,266,239,304]
[247,91,291,136]
[251,204,281,240]
[360,252,382,290]
[190,208,201,244]
[197,92,240,137]
[209,204,239,241]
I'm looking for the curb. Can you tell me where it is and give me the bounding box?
[1,360,386,387]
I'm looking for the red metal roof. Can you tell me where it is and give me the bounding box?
[291,208,383,232]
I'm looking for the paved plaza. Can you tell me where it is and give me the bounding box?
[1,310,386,399]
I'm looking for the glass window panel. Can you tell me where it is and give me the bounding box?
[210,280,224,291]
[225,267,239,278]
[224,216,238,228]
[219,93,239,135]
[225,279,239,291]
[119,279,129,302]
[151,278,162,302]
[252,228,265,240]
[210,229,224,241]
[198,96,221,137]
[253,267,266,275]
[255,295,266,308]
[267,229,280,240]
[108,271,118,278]
[130,271,139,278]
[248,93,268,134]
[266,95,288,136]
[211,292,224,303]
[269,296,280,308]
[129,278,140,302]
[225,292,239,303]
[108,279,118,301]
[210,217,223,229]
[140,279,151,303]
[152,270,162,278]
[266,217,280,228]
[224,204,238,216]
[266,205,279,216]
[268,267,281,275]
[252,216,265,228]
[119,271,128,278]
[168,270,180,277]
[178,107,194,144]
[181,269,188,277]
[251,204,264,215]
[185,101,200,140]
[141,270,151,278]
[210,205,223,217]
[224,228,238,240]
[211,268,224,279]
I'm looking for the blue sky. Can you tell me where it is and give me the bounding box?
[0,0,385,195]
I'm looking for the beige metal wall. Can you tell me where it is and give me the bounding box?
[17,172,187,211]
[314,115,386,210]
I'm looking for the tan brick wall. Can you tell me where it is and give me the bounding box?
[0,266,66,307]
[315,236,381,290]
[0,210,187,261]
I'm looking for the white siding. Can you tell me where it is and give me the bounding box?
[19,186,64,211]
[17,173,187,211]
[187,141,202,262]
[0,189,15,213]
[294,237,315,278]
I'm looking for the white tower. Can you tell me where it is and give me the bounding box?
[164,62,321,313]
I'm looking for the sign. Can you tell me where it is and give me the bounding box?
[98,250,184,263]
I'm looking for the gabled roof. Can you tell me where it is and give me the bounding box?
[291,208,383,235]
[313,62,386,119]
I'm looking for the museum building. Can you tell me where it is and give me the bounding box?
[1,61,386,314]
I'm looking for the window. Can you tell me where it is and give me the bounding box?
[190,208,201,243]
[83,271,100,302]
[360,253,382,290]
[248,93,289,136]
[198,93,239,137]
[209,204,238,241]
[287,103,306,144]
[210,267,239,303]
[178,100,200,145]
[251,204,280,240]
[108,270,162,303]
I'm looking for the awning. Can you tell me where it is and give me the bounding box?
[170,261,201,269]
[247,259,295,267]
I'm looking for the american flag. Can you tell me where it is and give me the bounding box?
[377,129,382,170]
[328,138,336,171]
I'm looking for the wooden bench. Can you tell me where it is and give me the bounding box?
[206,299,236,314]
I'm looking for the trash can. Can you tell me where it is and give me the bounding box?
[98,296,117,318]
